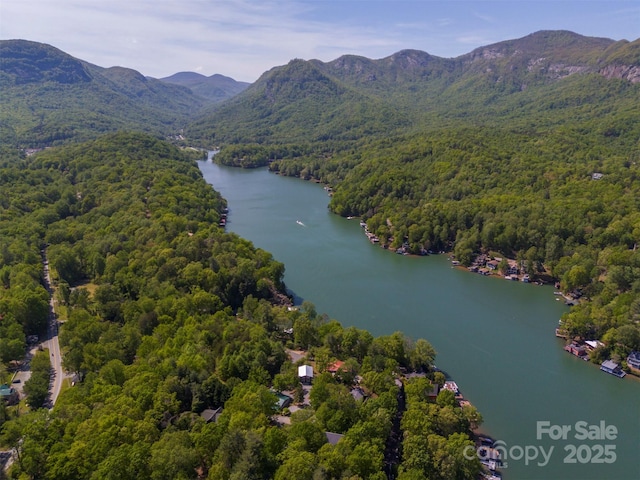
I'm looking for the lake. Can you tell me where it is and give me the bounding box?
[198,158,639,479]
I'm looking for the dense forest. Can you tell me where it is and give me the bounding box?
[0,133,481,479]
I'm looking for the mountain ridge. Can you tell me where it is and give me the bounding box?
[187,30,639,147]
[2,31,638,149]
[0,39,248,148]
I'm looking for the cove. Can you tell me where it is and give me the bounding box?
[198,158,640,480]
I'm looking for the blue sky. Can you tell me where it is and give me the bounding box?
[1,1,638,82]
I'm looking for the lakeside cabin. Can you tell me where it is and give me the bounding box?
[564,342,589,360]
[600,360,626,378]
[627,350,640,370]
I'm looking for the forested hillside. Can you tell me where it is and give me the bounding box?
[0,133,481,479]
[195,31,640,363]
[0,40,245,149]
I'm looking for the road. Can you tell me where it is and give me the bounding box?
[41,250,66,407]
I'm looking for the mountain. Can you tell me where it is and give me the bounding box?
[160,72,249,103]
[187,57,411,145]
[0,40,206,148]
[187,31,639,147]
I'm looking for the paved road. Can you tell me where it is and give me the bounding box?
[41,251,66,407]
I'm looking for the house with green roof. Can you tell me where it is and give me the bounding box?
[0,383,19,405]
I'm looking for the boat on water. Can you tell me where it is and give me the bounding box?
[296,220,305,226]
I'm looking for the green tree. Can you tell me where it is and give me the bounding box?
[149,431,199,480]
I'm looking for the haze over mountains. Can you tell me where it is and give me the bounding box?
[160,72,249,103]
[0,30,638,149]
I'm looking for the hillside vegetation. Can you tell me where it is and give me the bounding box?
[0,40,246,149]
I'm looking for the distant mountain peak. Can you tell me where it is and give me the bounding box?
[159,70,249,102]
[384,49,437,68]
[103,66,147,83]
[160,71,208,84]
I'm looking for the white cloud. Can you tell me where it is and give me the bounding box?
[473,11,496,23]
[456,34,496,46]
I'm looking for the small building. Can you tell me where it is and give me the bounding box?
[350,387,366,402]
[564,342,588,359]
[443,380,460,395]
[325,432,344,445]
[627,351,640,370]
[427,383,440,401]
[600,360,626,378]
[327,360,344,374]
[274,392,293,410]
[584,340,605,351]
[298,364,314,384]
[486,260,499,270]
[200,407,223,423]
[0,384,19,405]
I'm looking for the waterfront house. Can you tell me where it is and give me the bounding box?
[564,342,588,359]
[486,260,499,270]
[443,380,460,395]
[298,364,314,384]
[584,340,605,351]
[600,360,626,378]
[627,351,640,370]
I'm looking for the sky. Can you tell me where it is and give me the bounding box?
[1,1,638,82]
